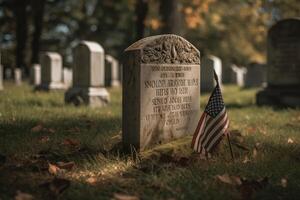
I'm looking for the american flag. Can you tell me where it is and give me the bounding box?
[191,71,229,155]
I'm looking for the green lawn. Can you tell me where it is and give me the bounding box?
[0,82,300,200]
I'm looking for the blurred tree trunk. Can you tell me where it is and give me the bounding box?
[159,0,181,35]
[135,0,148,40]
[13,0,29,74]
[31,0,45,66]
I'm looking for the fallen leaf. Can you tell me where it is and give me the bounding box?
[48,163,60,175]
[243,156,251,164]
[40,178,70,196]
[86,177,97,185]
[216,174,242,186]
[31,124,43,132]
[113,193,139,200]
[287,138,294,144]
[62,138,80,147]
[281,178,287,188]
[56,161,75,170]
[15,191,34,200]
[38,135,50,143]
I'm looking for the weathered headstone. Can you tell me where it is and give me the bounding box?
[123,34,200,151]
[65,41,110,107]
[105,55,121,87]
[257,18,300,107]
[30,64,41,86]
[38,52,64,90]
[222,63,235,84]
[244,62,266,88]
[63,67,73,88]
[231,64,247,87]
[14,68,22,86]
[201,55,222,92]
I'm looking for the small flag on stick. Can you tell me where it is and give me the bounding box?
[191,71,229,155]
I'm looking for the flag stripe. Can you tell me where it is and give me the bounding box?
[202,113,228,149]
[191,113,206,148]
[196,115,210,152]
[206,120,229,151]
[197,109,226,148]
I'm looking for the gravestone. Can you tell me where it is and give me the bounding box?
[63,67,73,88]
[257,18,300,107]
[244,62,266,88]
[5,68,12,79]
[231,64,247,87]
[30,64,41,86]
[38,52,64,90]
[65,41,110,107]
[105,55,121,87]
[0,64,3,90]
[201,55,222,92]
[14,68,22,86]
[123,34,200,151]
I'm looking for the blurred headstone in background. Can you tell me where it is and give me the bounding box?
[105,55,121,87]
[65,41,110,107]
[63,68,73,88]
[201,55,222,93]
[231,64,247,87]
[14,68,22,86]
[30,64,41,86]
[37,52,65,91]
[257,18,300,107]
[244,62,266,88]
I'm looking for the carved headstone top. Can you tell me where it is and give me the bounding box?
[77,41,104,53]
[126,34,200,64]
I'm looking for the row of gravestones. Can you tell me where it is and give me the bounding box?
[0,50,267,93]
[0,18,299,151]
[0,42,121,92]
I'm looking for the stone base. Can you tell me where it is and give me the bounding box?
[65,87,110,107]
[256,86,300,107]
[35,82,66,91]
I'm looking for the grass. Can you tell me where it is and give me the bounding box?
[0,81,300,200]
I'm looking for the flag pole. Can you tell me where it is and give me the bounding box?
[226,133,234,162]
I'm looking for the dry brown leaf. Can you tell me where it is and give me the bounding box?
[243,156,251,164]
[15,191,34,200]
[281,178,287,188]
[216,174,242,186]
[56,161,75,171]
[62,138,80,147]
[31,124,43,132]
[38,135,50,143]
[113,193,139,200]
[48,163,60,175]
[86,177,97,185]
[287,138,294,144]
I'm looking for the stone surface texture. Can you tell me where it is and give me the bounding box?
[65,41,110,107]
[63,68,73,88]
[123,34,200,151]
[257,18,300,107]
